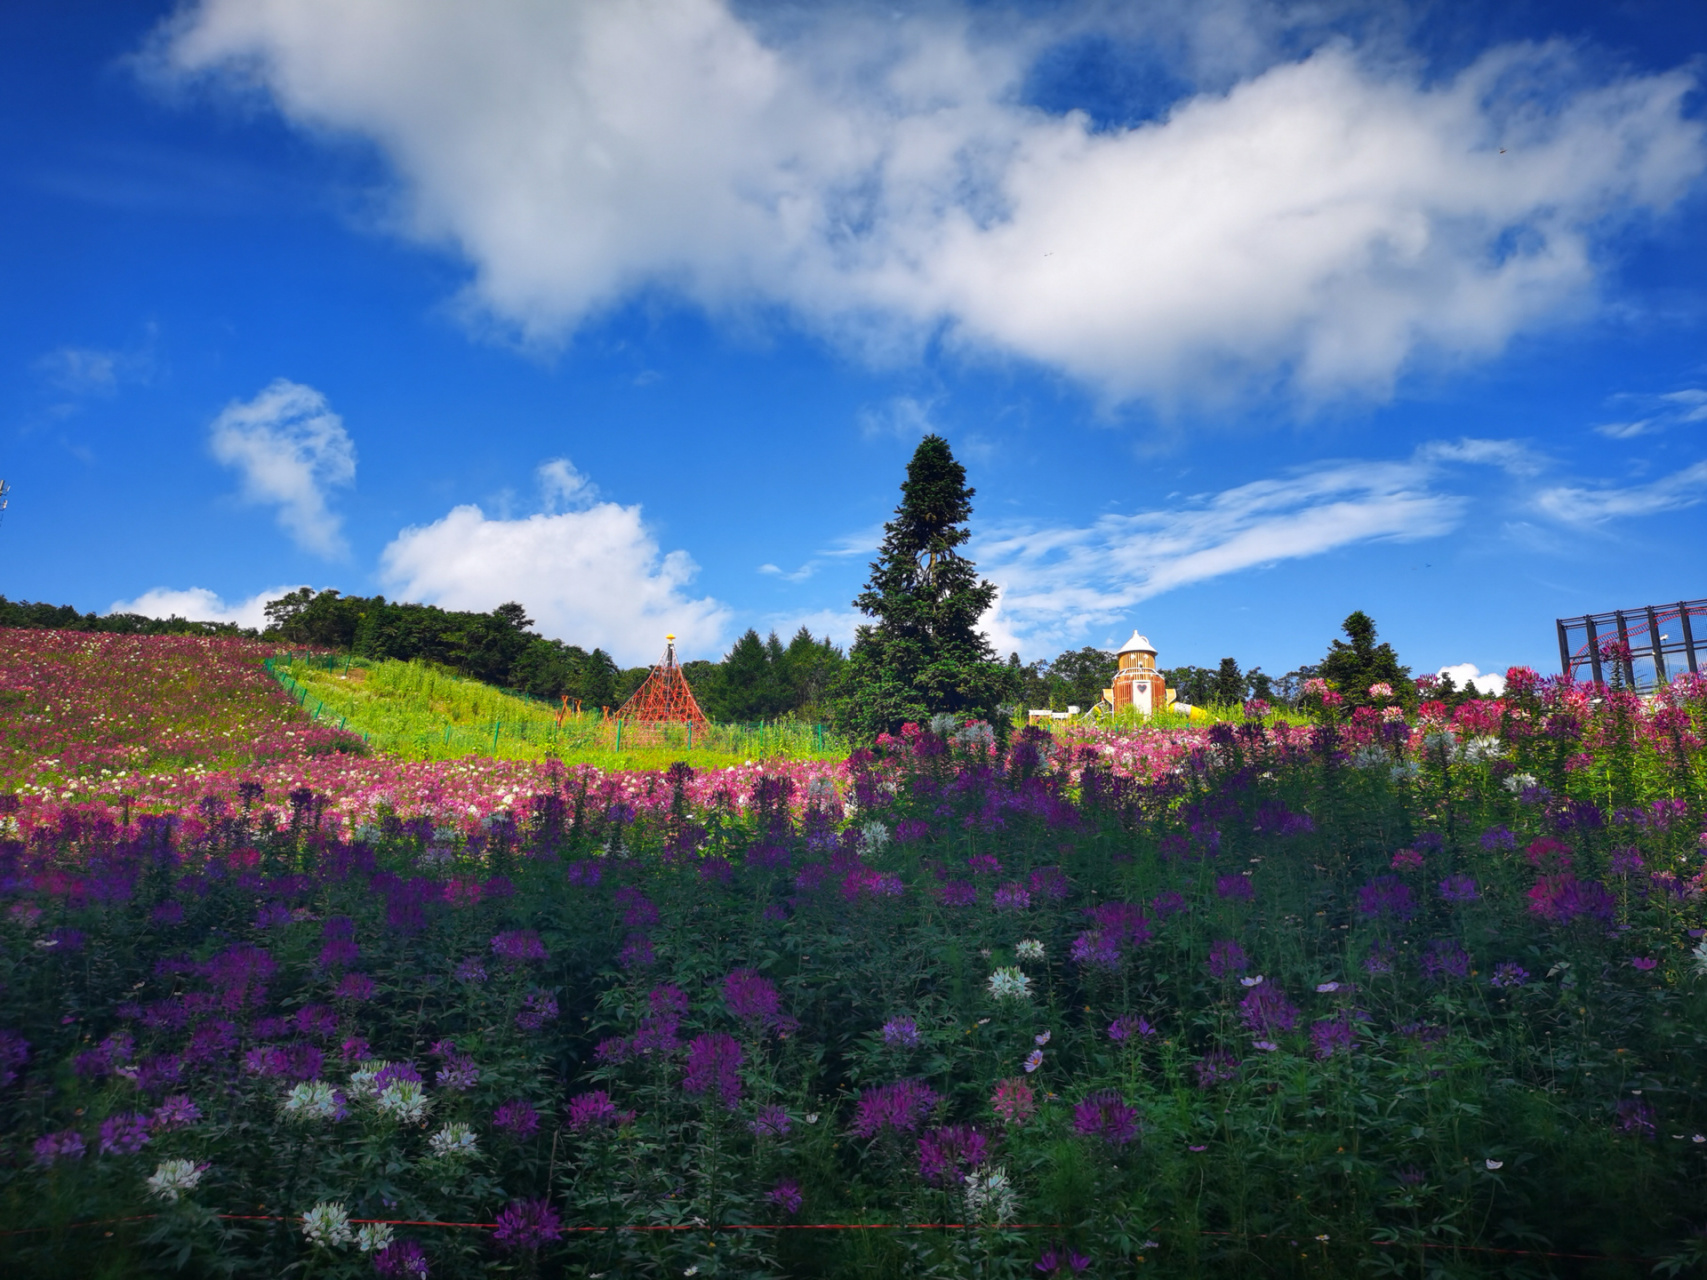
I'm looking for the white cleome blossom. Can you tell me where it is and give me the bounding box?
[356,1222,395,1253]
[282,1080,345,1121]
[963,1166,1019,1223]
[986,967,1032,1002]
[1502,773,1540,793]
[347,1060,391,1099]
[427,1122,479,1158]
[860,822,891,856]
[1691,940,1707,977]
[929,713,959,737]
[376,1080,430,1123]
[146,1158,207,1202]
[1349,745,1388,770]
[1458,736,1505,764]
[302,1201,354,1249]
[1015,939,1046,962]
[1389,761,1421,783]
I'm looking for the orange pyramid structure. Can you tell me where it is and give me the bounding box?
[617,635,709,725]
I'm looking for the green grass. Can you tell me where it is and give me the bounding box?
[271,655,849,768]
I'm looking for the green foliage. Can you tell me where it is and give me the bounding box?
[834,435,1013,739]
[0,594,250,638]
[1319,611,1415,710]
[1012,647,1117,711]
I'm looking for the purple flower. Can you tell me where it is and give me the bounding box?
[1489,962,1529,989]
[317,939,360,969]
[373,1238,431,1277]
[1084,902,1150,947]
[566,861,602,887]
[150,1095,201,1131]
[436,1054,480,1091]
[1192,1052,1241,1088]
[373,1062,422,1092]
[33,1129,85,1165]
[766,1179,803,1215]
[918,1124,988,1184]
[336,973,377,1001]
[1037,1247,1093,1274]
[683,1033,744,1108]
[938,881,977,907]
[1073,1091,1140,1145]
[1070,931,1121,970]
[750,1104,791,1138]
[1149,891,1186,917]
[967,854,1002,876]
[1357,876,1416,922]
[1480,826,1516,851]
[1028,867,1070,900]
[490,930,549,963]
[48,927,85,952]
[492,1099,540,1137]
[618,933,655,969]
[452,957,488,984]
[851,1079,939,1138]
[1215,875,1255,902]
[615,887,660,929]
[516,990,559,1032]
[895,817,930,843]
[1631,956,1658,971]
[1239,984,1299,1035]
[1616,1098,1656,1139]
[722,968,783,1027]
[1363,945,1395,975]
[151,900,184,926]
[1527,874,1616,925]
[493,1199,563,1252]
[340,1035,371,1062]
[567,1090,627,1130]
[296,1005,339,1038]
[1610,847,1645,876]
[1421,939,1471,982]
[243,1045,289,1077]
[1437,875,1479,903]
[99,1112,151,1156]
[1108,1016,1155,1042]
[882,1017,922,1049]
[1310,1014,1359,1060]
[993,882,1032,911]
[1207,939,1248,978]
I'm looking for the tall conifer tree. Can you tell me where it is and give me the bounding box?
[833,435,1013,739]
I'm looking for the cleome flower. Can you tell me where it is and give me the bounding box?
[963,1165,1019,1223]
[986,967,1032,1002]
[376,1079,430,1124]
[282,1080,348,1122]
[356,1222,395,1253]
[145,1157,208,1202]
[301,1201,354,1249]
[1014,938,1046,962]
[427,1122,478,1158]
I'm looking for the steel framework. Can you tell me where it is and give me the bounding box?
[616,634,709,725]
[1556,598,1706,690]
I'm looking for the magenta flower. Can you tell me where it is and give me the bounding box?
[336,973,376,1001]
[992,882,1032,911]
[749,1104,791,1138]
[490,930,549,963]
[1238,984,1298,1035]
[1215,875,1255,902]
[1357,877,1416,922]
[618,933,655,969]
[1207,939,1248,978]
[515,990,558,1032]
[1070,931,1121,969]
[1108,1016,1155,1042]
[372,1238,431,1277]
[882,1017,921,1049]
[1037,1247,1093,1274]
[1438,876,1479,903]
[917,1124,989,1184]
[850,1079,939,1138]
[492,1099,540,1137]
[1072,1091,1140,1145]
[722,968,782,1026]
[683,1033,744,1108]
[1192,1052,1241,1088]
[316,939,360,969]
[150,1095,201,1131]
[1631,956,1658,971]
[1310,1014,1359,1060]
[493,1199,563,1251]
[766,1179,804,1215]
[566,1090,627,1130]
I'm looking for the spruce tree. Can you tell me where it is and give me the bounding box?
[833,435,1013,740]
[1318,611,1414,710]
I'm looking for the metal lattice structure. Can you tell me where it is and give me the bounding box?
[616,634,709,725]
[1557,598,1706,690]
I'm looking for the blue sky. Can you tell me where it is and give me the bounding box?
[3,0,1705,685]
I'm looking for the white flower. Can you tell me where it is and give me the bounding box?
[376,1080,430,1123]
[1458,735,1504,764]
[859,822,891,856]
[986,967,1032,1003]
[1691,941,1707,976]
[1422,730,1455,755]
[356,1222,395,1253]
[282,1080,345,1122]
[929,713,958,736]
[348,1060,391,1099]
[1502,773,1539,794]
[1349,745,1387,770]
[1316,982,1340,993]
[428,1122,479,1158]
[302,1201,354,1248]
[146,1158,207,1202]
[963,1166,1018,1223]
[1015,939,1045,962]
[1484,1159,1503,1170]
[1240,975,1265,988]
[1389,762,1420,783]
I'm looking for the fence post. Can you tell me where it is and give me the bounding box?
[616,720,623,752]
[492,721,501,756]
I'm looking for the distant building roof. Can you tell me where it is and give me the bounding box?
[1117,629,1156,656]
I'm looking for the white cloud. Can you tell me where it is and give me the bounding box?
[537,457,595,511]
[972,442,1486,654]
[1438,662,1506,696]
[1593,388,1707,439]
[758,560,819,583]
[378,481,729,664]
[149,4,1704,403]
[208,379,356,557]
[1534,460,1707,523]
[858,396,938,439]
[36,326,159,398]
[109,584,298,631]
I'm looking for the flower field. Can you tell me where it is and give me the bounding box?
[4,628,1707,1276]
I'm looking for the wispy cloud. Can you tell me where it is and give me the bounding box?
[974,442,1487,653]
[1534,460,1707,523]
[759,561,819,583]
[858,396,938,440]
[1593,388,1707,439]
[208,379,356,558]
[35,325,159,400]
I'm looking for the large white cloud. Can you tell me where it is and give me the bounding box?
[378,481,729,665]
[208,379,356,557]
[150,2,1704,402]
[109,584,300,631]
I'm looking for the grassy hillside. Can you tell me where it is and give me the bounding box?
[273,654,848,770]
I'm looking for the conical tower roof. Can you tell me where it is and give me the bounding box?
[1117,629,1156,656]
[617,635,709,724]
